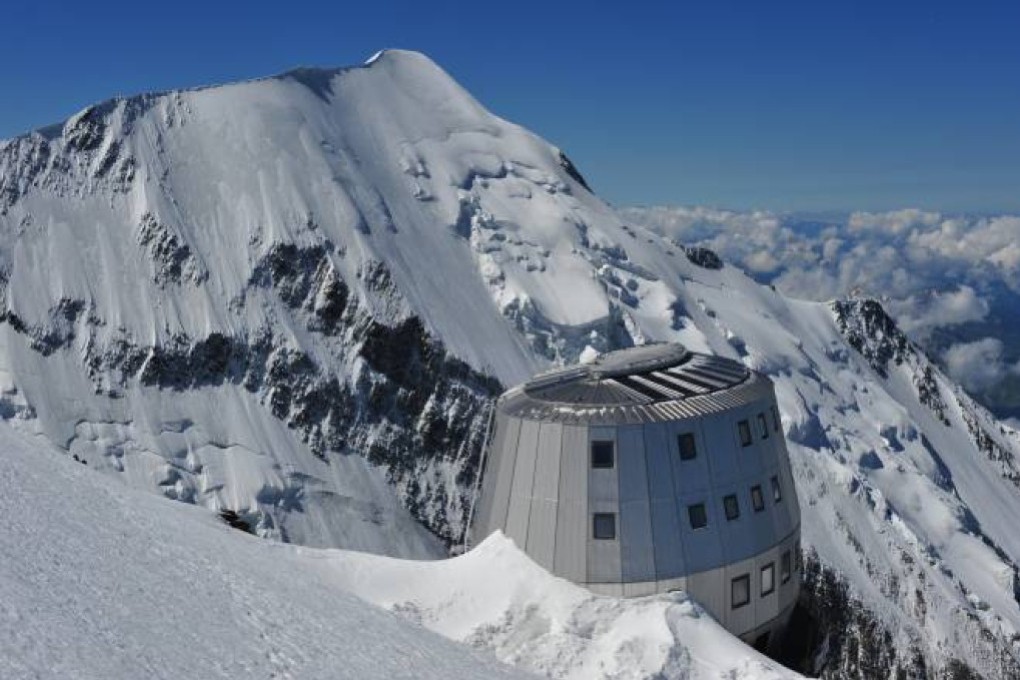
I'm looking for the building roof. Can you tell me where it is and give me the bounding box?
[499,343,772,425]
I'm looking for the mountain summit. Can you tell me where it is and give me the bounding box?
[1,51,1019,677]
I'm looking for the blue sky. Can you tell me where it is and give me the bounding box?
[3,1,1019,212]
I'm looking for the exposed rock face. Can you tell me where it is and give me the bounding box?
[683,245,724,270]
[833,298,910,378]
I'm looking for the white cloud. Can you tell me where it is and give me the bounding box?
[888,286,990,336]
[943,338,1009,393]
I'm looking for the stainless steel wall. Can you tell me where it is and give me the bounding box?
[470,385,801,640]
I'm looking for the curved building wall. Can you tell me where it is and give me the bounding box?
[471,378,801,643]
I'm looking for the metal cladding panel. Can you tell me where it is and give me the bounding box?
[756,550,780,625]
[644,423,686,579]
[740,401,770,480]
[532,423,564,501]
[777,535,801,615]
[587,427,622,583]
[715,485,760,565]
[724,556,758,636]
[669,419,712,494]
[617,426,649,503]
[587,427,620,505]
[526,423,563,570]
[686,566,726,622]
[617,426,656,582]
[649,499,686,579]
[555,425,589,582]
[677,491,725,573]
[505,419,540,548]
[778,441,801,530]
[643,423,675,501]
[746,481,778,556]
[471,413,508,541]
[769,459,797,538]
[701,411,743,486]
[484,416,521,537]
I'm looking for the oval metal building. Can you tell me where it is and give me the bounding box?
[470,343,801,648]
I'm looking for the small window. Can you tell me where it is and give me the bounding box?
[761,563,775,596]
[771,405,781,433]
[795,540,802,572]
[771,475,783,503]
[688,502,707,529]
[723,494,740,521]
[751,485,765,512]
[758,413,769,439]
[591,441,614,469]
[731,574,750,609]
[593,513,616,540]
[781,550,792,584]
[678,432,697,461]
[738,420,752,447]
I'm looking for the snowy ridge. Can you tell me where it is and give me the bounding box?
[1,49,1019,676]
[0,420,795,679]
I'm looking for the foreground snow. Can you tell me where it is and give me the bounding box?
[0,422,796,679]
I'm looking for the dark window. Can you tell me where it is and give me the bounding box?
[591,441,614,469]
[678,432,697,461]
[771,475,783,503]
[731,574,750,608]
[738,420,753,447]
[781,550,792,584]
[771,405,781,432]
[751,485,765,512]
[688,503,707,529]
[795,540,802,572]
[758,413,769,439]
[723,494,740,521]
[761,562,775,596]
[593,513,616,540]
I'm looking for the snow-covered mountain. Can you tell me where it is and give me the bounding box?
[1,49,1019,677]
[0,420,797,679]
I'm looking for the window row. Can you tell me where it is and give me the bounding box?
[590,476,785,539]
[688,476,783,529]
[738,406,781,448]
[588,406,781,469]
[731,546,798,609]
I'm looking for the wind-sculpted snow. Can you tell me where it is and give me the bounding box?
[1,49,1020,676]
[0,421,798,679]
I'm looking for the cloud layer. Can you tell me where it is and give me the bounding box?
[621,205,1020,412]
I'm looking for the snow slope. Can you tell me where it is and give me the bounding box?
[1,48,1020,676]
[0,421,796,679]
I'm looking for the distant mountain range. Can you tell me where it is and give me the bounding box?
[622,205,1020,426]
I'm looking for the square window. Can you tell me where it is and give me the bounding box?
[678,432,697,461]
[771,405,781,432]
[731,574,750,609]
[738,420,752,447]
[593,513,616,540]
[688,502,707,529]
[751,485,765,512]
[781,550,792,584]
[761,563,775,596]
[591,441,614,469]
[723,494,740,521]
[771,475,783,503]
[758,413,769,439]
